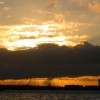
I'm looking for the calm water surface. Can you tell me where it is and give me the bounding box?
[0,90,100,100]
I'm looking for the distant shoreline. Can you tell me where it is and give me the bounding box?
[0,85,100,90]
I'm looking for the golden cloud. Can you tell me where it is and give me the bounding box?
[89,3,100,13]
[70,0,87,7]
[3,7,11,11]
[0,21,88,51]
[55,13,65,22]
[49,0,58,8]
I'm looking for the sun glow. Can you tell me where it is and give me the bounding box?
[39,25,50,31]
[0,76,99,86]
[3,24,65,50]
[1,22,88,51]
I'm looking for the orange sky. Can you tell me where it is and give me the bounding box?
[0,0,100,85]
[0,0,100,50]
[0,76,100,86]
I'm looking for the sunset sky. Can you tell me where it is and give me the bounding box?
[0,0,100,86]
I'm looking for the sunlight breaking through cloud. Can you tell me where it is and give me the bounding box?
[0,22,88,51]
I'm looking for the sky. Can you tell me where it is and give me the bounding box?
[0,0,100,86]
[0,0,100,50]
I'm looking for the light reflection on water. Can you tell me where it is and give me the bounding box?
[0,90,100,100]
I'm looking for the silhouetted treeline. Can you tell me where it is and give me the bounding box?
[0,85,100,90]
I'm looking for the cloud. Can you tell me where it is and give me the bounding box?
[0,42,100,79]
[69,0,100,14]
[55,13,65,22]
[3,7,11,11]
[49,0,58,8]
[0,23,88,50]
[89,3,100,13]
[0,1,4,4]
[70,0,88,8]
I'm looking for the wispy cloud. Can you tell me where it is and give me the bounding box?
[55,13,65,22]
[3,7,11,11]
[89,3,100,13]
[49,0,58,8]
[0,1,4,4]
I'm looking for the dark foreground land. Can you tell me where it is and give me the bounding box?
[0,85,100,90]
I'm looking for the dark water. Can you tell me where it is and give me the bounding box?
[0,90,100,100]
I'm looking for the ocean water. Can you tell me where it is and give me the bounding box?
[0,90,100,100]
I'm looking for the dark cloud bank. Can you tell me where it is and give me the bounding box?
[0,41,100,79]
